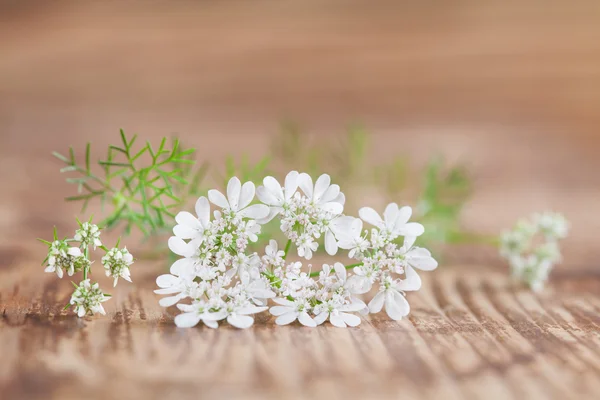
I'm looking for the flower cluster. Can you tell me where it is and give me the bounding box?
[500,212,569,291]
[40,218,134,317]
[155,178,275,329]
[157,173,439,329]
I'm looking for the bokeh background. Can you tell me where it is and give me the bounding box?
[1,0,599,271]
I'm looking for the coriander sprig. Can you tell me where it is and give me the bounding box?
[54,130,204,236]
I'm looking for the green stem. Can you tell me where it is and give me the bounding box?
[83,247,89,280]
[309,262,363,277]
[282,239,292,260]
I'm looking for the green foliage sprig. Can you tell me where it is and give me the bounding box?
[54,130,206,236]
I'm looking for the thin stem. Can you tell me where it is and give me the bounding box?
[309,262,363,277]
[83,247,89,280]
[282,239,292,260]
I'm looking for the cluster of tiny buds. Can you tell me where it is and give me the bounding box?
[40,218,134,317]
[500,212,569,291]
[156,172,439,329]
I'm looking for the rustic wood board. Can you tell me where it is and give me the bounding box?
[1,262,599,400]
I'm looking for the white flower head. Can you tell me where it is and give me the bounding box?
[270,297,317,327]
[102,247,134,287]
[298,173,345,214]
[74,221,102,249]
[173,196,211,240]
[256,171,300,223]
[359,203,424,238]
[501,211,569,291]
[208,177,270,221]
[70,279,110,317]
[44,240,88,278]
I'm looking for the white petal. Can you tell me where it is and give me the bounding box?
[368,291,385,313]
[384,203,399,228]
[175,211,200,229]
[226,177,242,210]
[256,185,280,205]
[298,173,313,198]
[159,295,182,307]
[67,247,82,257]
[275,311,298,326]
[239,204,270,219]
[324,230,338,255]
[359,207,384,228]
[195,196,211,226]
[236,306,268,315]
[403,236,417,250]
[208,189,229,209]
[386,291,410,320]
[319,184,340,204]
[396,266,422,291]
[298,312,317,327]
[77,307,86,317]
[173,224,198,240]
[228,314,254,329]
[272,298,294,306]
[333,262,347,282]
[238,181,256,210]
[56,267,63,279]
[170,258,193,275]
[257,207,280,224]
[334,192,345,206]
[263,176,284,202]
[407,248,438,271]
[204,319,219,329]
[397,222,425,237]
[168,236,193,257]
[329,314,347,328]
[284,171,299,200]
[313,174,331,202]
[396,205,413,224]
[156,274,179,288]
[342,312,361,327]
[174,312,202,328]
[320,202,343,214]
[313,312,329,325]
[269,306,292,316]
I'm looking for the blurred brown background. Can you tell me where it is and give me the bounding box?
[1,2,600,399]
[1,0,600,270]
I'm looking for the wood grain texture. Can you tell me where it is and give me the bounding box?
[1,1,600,399]
[0,264,599,400]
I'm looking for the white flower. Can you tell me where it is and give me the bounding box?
[367,267,421,321]
[70,279,110,317]
[359,203,424,237]
[296,233,318,260]
[324,215,356,256]
[397,236,438,276]
[44,241,87,278]
[298,173,345,214]
[336,218,369,258]
[102,247,134,287]
[208,177,270,220]
[313,299,365,328]
[223,304,268,329]
[174,302,227,328]
[256,171,300,223]
[533,212,569,240]
[155,273,199,307]
[74,222,102,249]
[269,298,317,327]
[173,196,211,240]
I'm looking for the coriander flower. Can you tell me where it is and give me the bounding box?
[208,177,269,220]
[70,279,110,317]
[175,302,228,328]
[269,298,317,327]
[74,222,102,249]
[173,196,211,240]
[336,217,369,258]
[102,247,134,287]
[44,240,88,278]
[256,171,300,223]
[367,267,421,320]
[313,299,365,328]
[359,203,424,238]
[223,304,268,329]
[298,173,345,214]
[500,211,569,291]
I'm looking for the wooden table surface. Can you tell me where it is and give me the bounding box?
[1,1,600,399]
